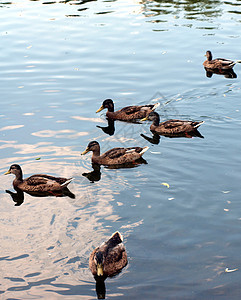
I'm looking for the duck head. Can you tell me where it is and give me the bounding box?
[96,99,114,113]
[205,50,212,61]
[4,164,23,179]
[81,141,100,155]
[94,251,105,277]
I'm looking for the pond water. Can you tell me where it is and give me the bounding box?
[1,0,241,299]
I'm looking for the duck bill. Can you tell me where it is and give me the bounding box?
[96,105,104,113]
[4,170,11,175]
[141,116,148,122]
[97,263,104,276]
[81,148,90,155]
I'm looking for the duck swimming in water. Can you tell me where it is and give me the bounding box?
[81,141,149,166]
[4,164,73,193]
[89,231,128,278]
[96,99,159,122]
[203,50,241,70]
[141,112,204,138]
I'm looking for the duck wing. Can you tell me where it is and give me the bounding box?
[102,147,145,160]
[162,119,190,129]
[161,120,202,134]
[25,175,50,186]
[120,105,146,115]
[23,175,71,191]
[104,243,128,277]
[27,174,68,185]
[102,148,128,159]
[215,58,234,65]
[99,232,127,276]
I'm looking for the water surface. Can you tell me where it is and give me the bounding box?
[1,0,241,299]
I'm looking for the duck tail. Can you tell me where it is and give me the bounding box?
[194,121,205,128]
[61,178,74,187]
[111,231,123,242]
[139,146,149,156]
[152,102,160,111]
[107,231,123,247]
[228,60,241,67]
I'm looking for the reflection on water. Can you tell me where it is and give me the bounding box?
[140,132,161,144]
[141,0,223,21]
[82,163,101,183]
[5,189,24,206]
[204,67,237,78]
[5,187,75,206]
[95,277,106,299]
[96,119,115,136]
[0,0,229,22]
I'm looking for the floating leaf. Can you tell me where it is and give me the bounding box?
[161,182,170,188]
[35,157,41,160]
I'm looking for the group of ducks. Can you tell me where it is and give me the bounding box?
[3,96,205,297]
[4,50,240,298]
[81,97,205,166]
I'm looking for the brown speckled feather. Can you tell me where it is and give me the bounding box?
[108,105,155,121]
[15,175,72,192]
[203,58,235,70]
[28,174,68,185]
[151,119,203,135]
[93,147,147,165]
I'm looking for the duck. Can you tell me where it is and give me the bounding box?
[89,231,128,278]
[4,164,73,193]
[203,50,241,70]
[96,98,160,121]
[141,112,204,137]
[81,141,149,166]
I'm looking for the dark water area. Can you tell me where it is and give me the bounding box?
[1,0,241,299]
